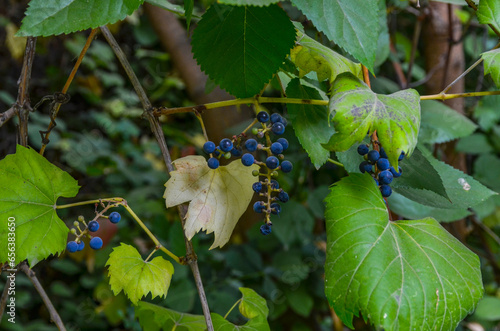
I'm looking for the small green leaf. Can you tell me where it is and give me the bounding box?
[286,286,314,317]
[106,243,174,305]
[473,296,500,321]
[191,4,296,97]
[163,156,259,249]
[477,0,500,34]
[271,201,314,246]
[290,31,363,83]
[219,0,280,6]
[481,48,500,89]
[0,145,80,266]
[183,0,194,30]
[419,100,477,144]
[325,174,483,330]
[473,153,500,191]
[211,313,270,331]
[17,0,144,37]
[239,287,269,319]
[285,78,335,168]
[145,0,190,17]
[456,133,494,154]
[323,73,420,169]
[473,94,500,131]
[291,0,379,71]
[135,301,206,330]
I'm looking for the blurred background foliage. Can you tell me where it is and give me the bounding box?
[0,0,500,330]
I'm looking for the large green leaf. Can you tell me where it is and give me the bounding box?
[477,0,500,34]
[135,301,206,330]
[324,174,483,330]
[0,145,80,266]
[191,4,296,98]
[481,48,500,89]
[17,0,144,37]
[323,73,420,169]
[419,100,477,144]
[106,244,174,305]
[290,31,363,83]
[393,146,497,209]
[285,78,335,168]
[291,0,379,72]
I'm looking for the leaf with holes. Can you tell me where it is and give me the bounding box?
[0,145,80,266]
[325,174,483,330]
[323,73,420,169]
[17,0,144,37]
[106,243,174,305]
[481,48,500,89]
[164,156,258,249]
[191,3,296,97]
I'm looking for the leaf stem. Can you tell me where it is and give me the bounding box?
[56,198,125,209]
[327,158,344,168]
[224,298,242,319]
[144,249,157,263]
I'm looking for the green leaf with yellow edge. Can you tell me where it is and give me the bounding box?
[0,145,80,266]
[135,301,206,330]
[164,156,259,249]
[325,174,483,330]
[481,48,500,89]
[323,73,420,168]
[477,0,500,34]
[290,31,363,84]
[106,243,174,305]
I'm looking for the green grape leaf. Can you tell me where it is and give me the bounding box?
[392,146,497,209]
[291,0,379,72]
[106,243,174,305]
[325,174,483,330]
[239,287,269,319]
[285,78,335,168]
[323,73,420,169]
[163,156,258,249]
[135,301,206,330]
[17,0,144,37]
[477,0,500,34]
[481,48,500,89]
[419,100,477,144]
[0,145,80,266]
[212,314,269,331]
[191,4,296,98]
[392,147,449,200]
[290,31,363,83]
[219,0,280,6]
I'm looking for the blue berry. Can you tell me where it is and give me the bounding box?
[109,211,121,224]
[281,160,293,173]
[390,166,402,178]
[271,122,285,135]
[270,113,283,124]
[380,185,392,197]
[214,149,221,157]
[253,201,266,213]
[241,153,255,166]
[66,241,78,253]
[231,147,242,157]
[270,203,281,215]
[380,147,388,159]
[260,223,272,235]
[266,156,279,169]
[376,158,390,171]
[203,141,216,154]
[257,111,270,123]
[245,139,258,152]
[367,150,380,164]
[207,157,220,169]
[378,170,394,185]
[399,151,405,161]
[270,142,284,155]
[277,138,289,151]
[252,182,262,193]
[278,190,289,203]
[89,237,103,250]
[270,179,279,190]
[77,241,85,251]
[88,220,99,232]
[359,161,372,173]
[357,144,369,155]
[219,138,233,152]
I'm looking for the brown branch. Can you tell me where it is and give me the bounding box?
[99,26,214,330]
[0,275,11,317]
[19,263,66,331]
[0,107,16,128]
[15,37,37,147]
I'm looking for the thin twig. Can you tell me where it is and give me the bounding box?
[0,107,16,128]
[100,25,214,331]
[0,276,11,317]
[420,90,500,100]
[39,29,98,156]
[19,263,66,331]
[405,14,424,88]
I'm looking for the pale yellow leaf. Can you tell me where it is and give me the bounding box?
[163,155,259,249]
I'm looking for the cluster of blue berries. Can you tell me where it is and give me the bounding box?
[357,144,404,198]
[202,111,293,235]
[66,211,121,253]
